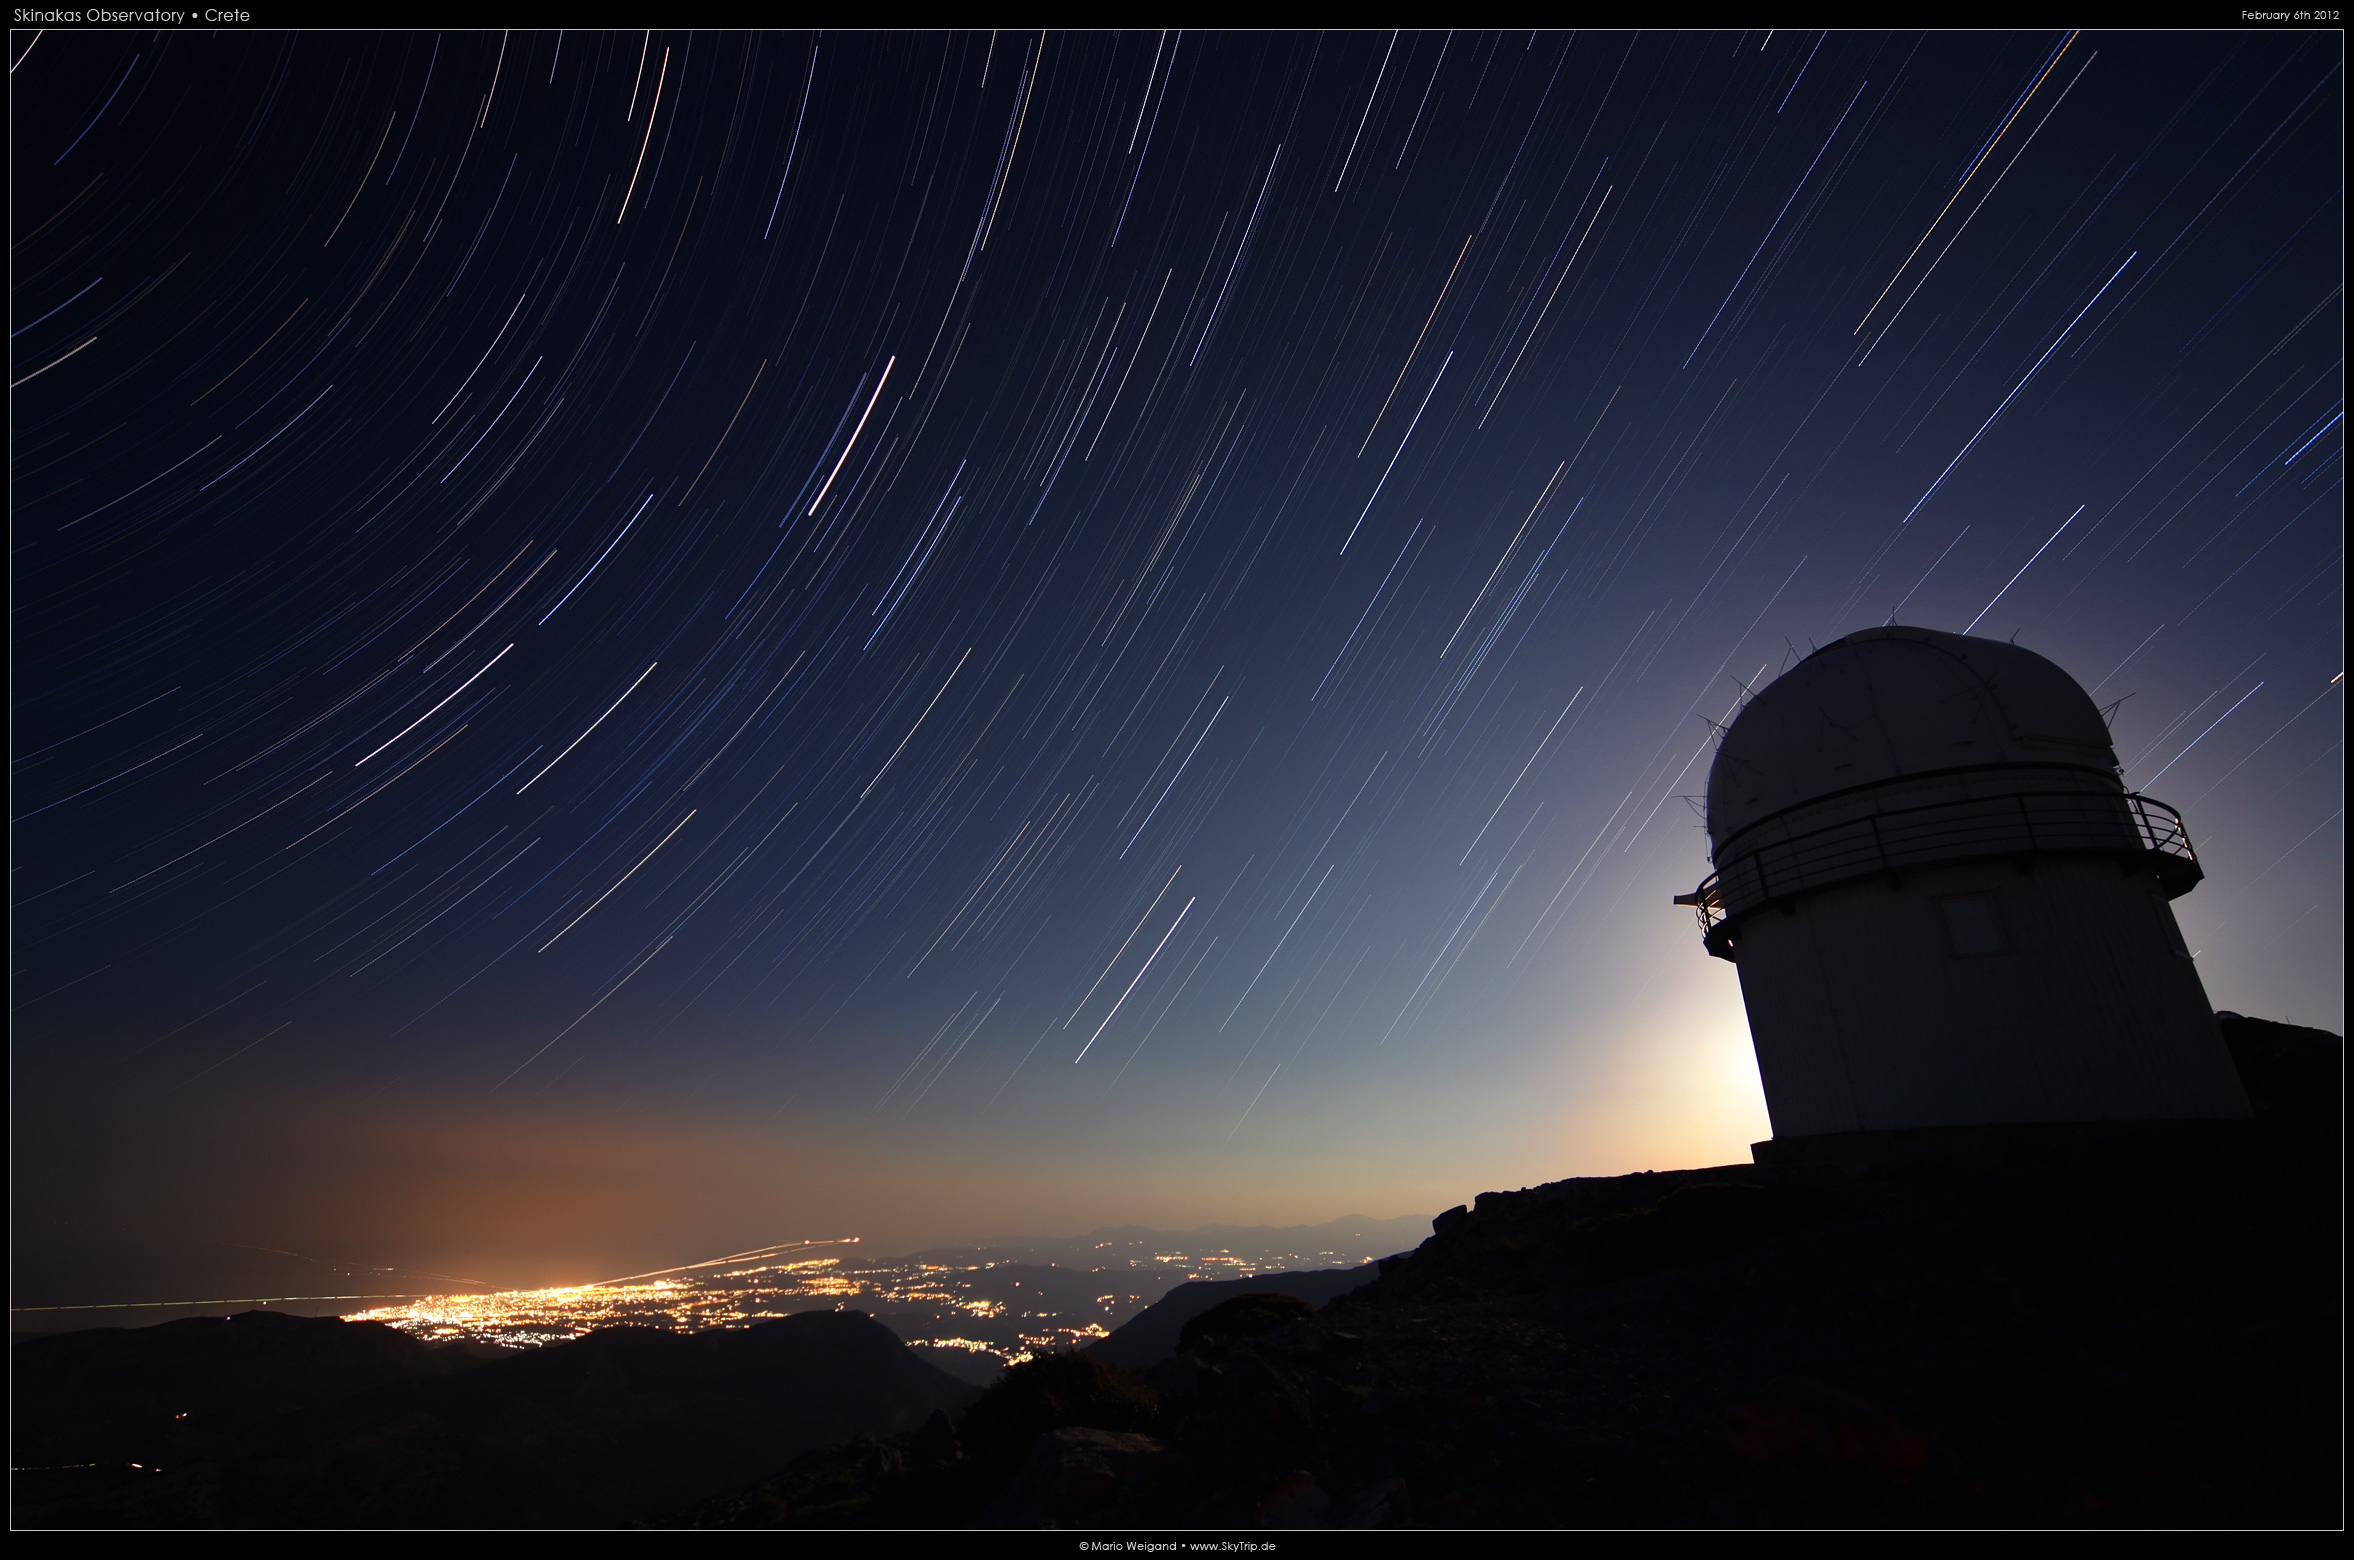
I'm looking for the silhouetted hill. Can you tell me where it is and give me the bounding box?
[2216,1011,2342,1118]
[1088,1265,1384,1368]
[14,1308,975,1527]
[13,1309,473,1471]
[683,1110,2339,1528]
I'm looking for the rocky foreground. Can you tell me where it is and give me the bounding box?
[677,1014,2343,1529]
[679,1123,2337,1528]
[16,1015,2339,1528]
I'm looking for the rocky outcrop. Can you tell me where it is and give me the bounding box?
[1089,1264,1383,1368]
[703,1112,2337,1529]
[975,1428,1191,1527]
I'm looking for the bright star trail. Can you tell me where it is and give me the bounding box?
[11,27,2342,1308]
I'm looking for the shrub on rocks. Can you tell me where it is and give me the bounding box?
[955,1350,1160,1485]
[1177,1291,1319,1353]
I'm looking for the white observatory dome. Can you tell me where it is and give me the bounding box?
[1708,625,2119,855]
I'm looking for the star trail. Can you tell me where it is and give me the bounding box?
[11,27,2343,1294]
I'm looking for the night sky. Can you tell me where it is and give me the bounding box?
[12,27,2343,1299]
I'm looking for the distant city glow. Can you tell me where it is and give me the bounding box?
[349,1236,1351,1363]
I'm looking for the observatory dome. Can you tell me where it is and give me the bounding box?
[1706,625,2118,855]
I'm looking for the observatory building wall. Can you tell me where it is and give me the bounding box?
[1733,856,2250,1137]
[1685,624,2252,1143]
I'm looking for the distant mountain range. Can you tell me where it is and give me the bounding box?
[896,1212,1429,1270]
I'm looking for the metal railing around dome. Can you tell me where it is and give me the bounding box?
[1674,790,2200,951]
